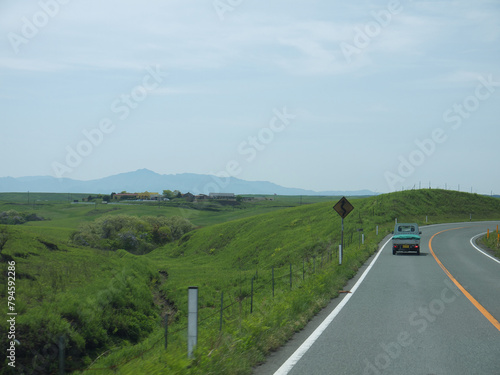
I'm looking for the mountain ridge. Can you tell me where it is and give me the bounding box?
[0,169,377,196]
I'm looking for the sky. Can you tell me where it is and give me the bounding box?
[1,0,499,194]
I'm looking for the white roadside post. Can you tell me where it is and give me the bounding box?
[188,287,198,359]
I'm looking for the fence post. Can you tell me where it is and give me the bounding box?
[272,267,275,297]
[376,225,379,235]
[59,335,65,375]
[164,314,169,350]
[188,287,198,359]
[250,277,254,314]
[220,292,223,332]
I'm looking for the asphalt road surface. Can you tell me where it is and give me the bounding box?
[254,222,500,375]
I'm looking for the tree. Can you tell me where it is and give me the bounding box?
[0,227,9,252]
[162,190,174,199]
[138,191,151,200]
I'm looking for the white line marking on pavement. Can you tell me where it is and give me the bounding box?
[273,237,392,375]
[470,233,500,265]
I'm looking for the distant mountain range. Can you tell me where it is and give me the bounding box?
[0,169,376,196]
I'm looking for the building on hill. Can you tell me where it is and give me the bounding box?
[114,193,140,200]
[209,193,235,200]
[112,192,164,201]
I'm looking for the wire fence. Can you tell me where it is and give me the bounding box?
[32,225,388,374]
[70,248,349,372]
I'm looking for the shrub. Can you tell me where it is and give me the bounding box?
[71,214,194,253]
[0,210,45,225]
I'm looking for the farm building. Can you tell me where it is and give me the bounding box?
[209,193,236,200]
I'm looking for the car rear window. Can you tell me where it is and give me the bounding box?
[397,225,415,233]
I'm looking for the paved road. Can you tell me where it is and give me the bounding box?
[254,222,500,375]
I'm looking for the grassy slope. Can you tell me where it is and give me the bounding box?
[90,190,500,374]
[1,190,499,374]
[0,195,339,374]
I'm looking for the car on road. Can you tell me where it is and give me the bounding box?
[392,223,421,255]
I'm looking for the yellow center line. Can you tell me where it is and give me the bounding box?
[429,228,500,331]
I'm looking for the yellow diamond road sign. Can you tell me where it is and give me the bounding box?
[333,197,354,219]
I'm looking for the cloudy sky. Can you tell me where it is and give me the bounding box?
[1,0,499,194]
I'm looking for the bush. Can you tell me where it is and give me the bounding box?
[0,210,45,225]
[71,214,195,254]
[3,263,158,374]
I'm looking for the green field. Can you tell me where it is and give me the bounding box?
[1,190,499,374]
[0,192,340,229]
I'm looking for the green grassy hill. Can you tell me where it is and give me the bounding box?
[1,190,499,374]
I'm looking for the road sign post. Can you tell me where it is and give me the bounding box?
[341,218,343,264]
[333,197,354,265]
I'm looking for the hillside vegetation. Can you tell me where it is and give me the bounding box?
[0,190,499,374]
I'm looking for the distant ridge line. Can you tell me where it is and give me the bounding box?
[0,169,377,196]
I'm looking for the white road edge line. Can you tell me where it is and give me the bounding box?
[470,233,500,265]
[273,237,392,375]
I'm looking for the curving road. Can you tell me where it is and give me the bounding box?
[254,222,500,375]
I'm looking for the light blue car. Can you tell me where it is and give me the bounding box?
[392,223,421,255]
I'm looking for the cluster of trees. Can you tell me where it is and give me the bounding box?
[162,190,182,199]
[0,210,45,225]
[70,214,194,254]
